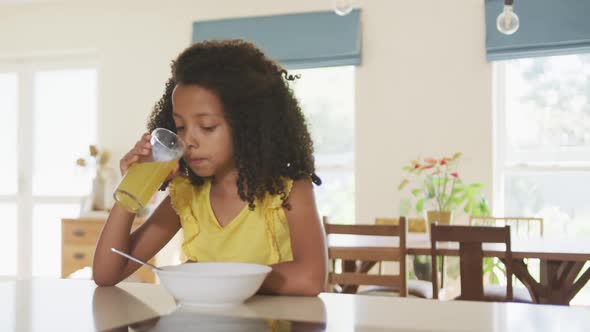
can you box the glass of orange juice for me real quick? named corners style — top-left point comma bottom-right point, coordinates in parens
top-left (113, 128), bottom-right (185, 213)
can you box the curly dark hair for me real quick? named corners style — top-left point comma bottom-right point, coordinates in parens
top-left (148, 39), bottom-right (321, 209)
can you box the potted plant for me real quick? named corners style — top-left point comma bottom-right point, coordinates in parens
top-left (398, 152), bottom-right (490, 225)
top-left (398, 153), bottom-right (491, 282)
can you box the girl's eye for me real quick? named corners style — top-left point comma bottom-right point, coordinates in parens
top-left (202, 126), bottom-right (217, 132)
top-left (175, 126), bottom-right (185, 132)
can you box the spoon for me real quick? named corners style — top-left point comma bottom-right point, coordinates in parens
top-left (111, 248), bottom-right (162, 271)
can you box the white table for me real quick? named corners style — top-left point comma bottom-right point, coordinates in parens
top-left (1, 278), bottom-right (589, 331)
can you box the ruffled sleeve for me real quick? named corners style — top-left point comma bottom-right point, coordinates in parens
top-left (169, 176), bottom-right (193, 219)
top-left (168, 176), bottom-right (200, 260)
top-left (262, 177), bottom-right (294, 264)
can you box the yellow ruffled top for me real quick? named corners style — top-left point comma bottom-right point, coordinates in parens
top-left (168, 176), bottom-right (294, 265)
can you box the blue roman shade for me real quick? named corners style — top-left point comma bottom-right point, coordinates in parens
top-left (485, 0), bottom-right (590, 61)
top-left (192, 10), bottom-right (362, 69)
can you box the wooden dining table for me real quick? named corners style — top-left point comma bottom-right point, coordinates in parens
top-left (2, 278), bottom-right (590, 331)
top-left (328, 233), bottom-right (590, 305)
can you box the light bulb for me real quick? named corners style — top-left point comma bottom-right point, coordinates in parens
top-left (496, 4), bottom-right (520, 35)
top-left (333, 0), bottom-right (353, 16)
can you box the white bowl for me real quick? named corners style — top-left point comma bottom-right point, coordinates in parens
top-left (155, 262), bottom-right (272, 307)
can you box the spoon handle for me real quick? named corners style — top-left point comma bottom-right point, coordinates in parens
top-left (111, 247), bottom-right (161, 271)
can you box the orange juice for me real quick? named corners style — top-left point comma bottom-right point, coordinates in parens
top-left (114, 160), bottom-right (177, 212)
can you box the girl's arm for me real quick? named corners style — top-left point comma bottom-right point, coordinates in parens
top-left (92, 197), bottom-right (181, 286)
top-left (93, 133), bottom-right (182, 286)
top-left (259, 179), bottom-right (328, 296)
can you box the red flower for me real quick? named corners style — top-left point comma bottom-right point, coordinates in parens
top-left (421, 164), bottom-right (434, 170)
top-left (451, 172), bottom-right (459, 178)
top-left (414, 163), bottom-right (420, 169)
top-left (440, 160), bottom-right (447, 166)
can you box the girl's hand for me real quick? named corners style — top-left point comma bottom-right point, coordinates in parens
top-left (119, 133), bottom-right (181, 180)
top-left (120, 133), bottom-right (152, 176)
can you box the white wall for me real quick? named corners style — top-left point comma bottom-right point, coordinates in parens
top-left (356, 0), bottom-right (493, 223)
top-left (0, 0), bottom-right (492, 225)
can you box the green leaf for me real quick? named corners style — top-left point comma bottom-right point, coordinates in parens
top-left (424, 179), bottom-right (435, 195)
top-left (431, 177), bottom-right (443, 187)
top-left (465, 183), bottom-right (484, 191)
top-left (470, 197), bottom-right (491, 217)
top-left (490, 272), bottom-right (499, 285)
top-left (483, 258), bottom-right (493, 274)
top-left (411, 188), bottom-right (422, 197)
top-left (451, 187), bottom-right (463, 195)
top-left (416, 199), bottom-right (425, 213)
top-left (398, 178), bottom-right (409, 190)
top-left (479, 198), bottom-right (491, 215)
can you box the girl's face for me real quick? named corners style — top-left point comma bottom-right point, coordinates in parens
top-left (172, 84), bottom-right (235, 178)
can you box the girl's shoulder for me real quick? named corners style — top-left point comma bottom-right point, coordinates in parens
top-left (262, 176), bottom-right (295, 210)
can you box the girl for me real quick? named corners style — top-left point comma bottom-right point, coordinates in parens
top-left (93, 40), bottom-right (327, 296)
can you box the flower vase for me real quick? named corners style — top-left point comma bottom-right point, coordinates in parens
top-left (426, 210), bottom-right (453, 229)
top-left (91, 173), bottom-right (106, 211)
top-left (91, 167), bottom-right (117, 211)
top-left (420, 210), bottom-right (453, 283)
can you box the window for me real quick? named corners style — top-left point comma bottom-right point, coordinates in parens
top-left (33, 68), bottom-right (97, 196)
top-left (495, 53), bottom-right (590, 237)
top-left (290, 66), bottom-right (355, 224)
top-left (0, 58), bottom-right (97, 277)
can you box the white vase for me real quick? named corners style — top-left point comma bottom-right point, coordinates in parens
top-left (91, 167), bottom-right (117, 211)
top-left (91, 175), bottom-right (106, 211)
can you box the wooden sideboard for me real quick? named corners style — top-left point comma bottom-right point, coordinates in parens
top-left (61, 217), bottom-right (155, 283)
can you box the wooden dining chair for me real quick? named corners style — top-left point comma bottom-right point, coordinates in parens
top-left (430, 223), bottom-right (515, 302)
top-left (375, 217), bottom-right (426, 275)
top-left (469, 217), bottom-right (539, 303)
top-left (373, 217), bottom-right (439, 299)
top-left (323, 216), bottom-right (407, 296)
top-left (469, 216), bottom-right (544, 238)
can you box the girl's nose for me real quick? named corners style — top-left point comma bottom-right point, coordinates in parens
top-left (180, 131), bottom-right (199, 150)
